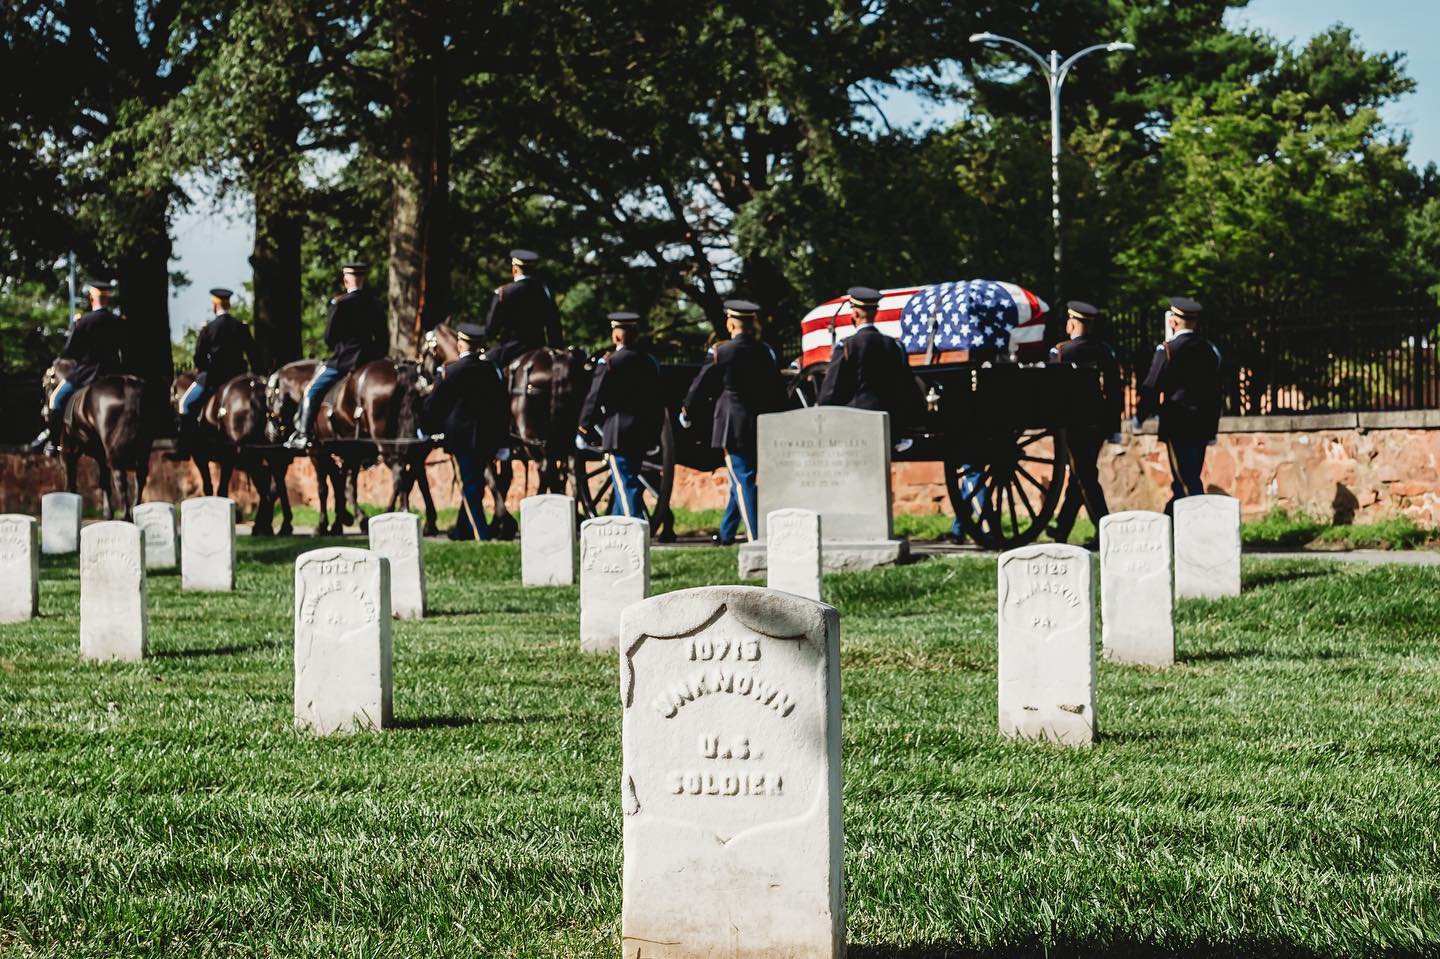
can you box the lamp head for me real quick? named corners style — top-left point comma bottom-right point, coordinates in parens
top-left (969, 32), bottom-right (997, 43)
top-left (1107, 42), bottom-right (1136, 52)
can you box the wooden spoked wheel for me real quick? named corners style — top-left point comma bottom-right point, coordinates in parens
top-left (571, 413), bottom-right (678, 540)
top-left (946, 426), bottom-right (1068, 550)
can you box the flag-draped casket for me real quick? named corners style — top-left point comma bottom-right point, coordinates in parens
top-left (798, 280), bottom-right (1049, 368)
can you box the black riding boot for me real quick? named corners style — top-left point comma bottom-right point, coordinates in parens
top-left (30, 409), bottom-right (63, 455)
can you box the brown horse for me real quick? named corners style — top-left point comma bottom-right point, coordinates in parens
top-left (171, 372), bottom-right (294, 536)
top-left (41, 360), bottom-right (151, 520)
top-left (267, 360), bottom-right (353, 534)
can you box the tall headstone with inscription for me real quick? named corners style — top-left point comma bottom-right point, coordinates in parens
top-left (294, 547), bottom-right (392, 734)
top-left (0, 514), bottom-right (40, 622)
top-left (368, 512), bottom-right (426, 619)
top-left (579, 515), bottom-right (649, 653)
top-left (133, 501), bottom-right (179, 570)
top-left (520, 494), bottom-right (575, 586)
top-left (740, 406), bottom-right (906, 577)
top-left (1099, 511), bottom-right (1174, 666)
top-left (619, 586), bottom-right (843, 958)
top-left (41, 491), bottom-right (82, 555)
top-left (79, 521), bottom-right (147, 662)
top-left (1173, 494), bottom-right (1242, 599)
top-left (766, 508), bottom-right (823, 602)
top-left (181, 496), bottom-right (236, 591)
top-left (996, 544), bottom-right (1096, 745)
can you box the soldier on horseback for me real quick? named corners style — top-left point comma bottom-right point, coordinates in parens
top-left (483, 248), bottom-right (563, 371)
top-left (283, 262), bottom-right (388, 450)
top-left (578, 311), bottom-right (663, 518)
top-left (31, 279), bottom-right (125, 455)
top-left (173, 287), bottom-right (258, 459)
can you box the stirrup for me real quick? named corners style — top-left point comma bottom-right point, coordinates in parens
top-left (283, 431), bottom-right (309, 451)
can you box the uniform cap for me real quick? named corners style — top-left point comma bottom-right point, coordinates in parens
top-left (510, 249), bottom-right (540, 266)
top-left (607, 311), bottom-right (640, 328)
top-left (209, 287), bottom-right (234, 300)
top-left (86, 279), bottom-right (115, 292)
top-left (1167, 296), bottom-right (1203, 318)
top-left (341, 263), bottom-right (367, 275)
top-left (847, 286), bottom-right (883, 307)
top-left (455, 322), bottom-right (485, 342)
top-left (1066, 300), bottom-right (1099, 321)
top-left (723, 299), bottom-right (760, 317)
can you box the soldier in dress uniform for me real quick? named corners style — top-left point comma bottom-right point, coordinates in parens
top-left (422, 323), bottom-right (507, 540)
top-left (1135, 296), bottom-right (1223, 514)
top-left (682, 299), bottom-right (787, 545)
top-left (1047, 301), bottom-right (1122, 547)
top-left (483, 248), bottom-right (563, 371)
top-left (284, 262), bottom-right (389, 450)
top-left (173, 287), bottom-right (259, 458)
top-left (32, 279), bottom-right (125, 454)
top-left (578, 311), bottom-right (663, 518)
top-left (817, 286), bottom-right (922, 427)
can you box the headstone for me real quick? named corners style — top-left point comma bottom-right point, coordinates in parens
top-left (294, 547), bottom-right (392, 734)
top-left (1099, 511), bottom-right (1174, 666)
top-left (766, 508), bottom-right (823, 601)
top-left (0, 514), bottom-right (40, 622)
top-left (520, 494), bottom-right (575, 586)
top-left (579, 515), bottom-right (649, 653)
top-left (79, 521), bottom-right (146, 662)
top-left (133, 501), bottom-right (179, 570)
top-left (741, 406), bottom-right (907, 576)
top-left (620, 586), bottom-right (843, 958)
top-left (1173, 494), bottom-right (1242, 599)
top-left (181, 496), bottom-right (236, 591)
top-left (368, 512), bottom-right (426, 619)
top-left (996, 544), bottom-right (1096, 745)
top-left (40, 491), bottom-right (82, 555)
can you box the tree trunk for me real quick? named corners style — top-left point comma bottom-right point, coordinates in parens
top-left (250, 171), bottom-right (302, 369)
top-left (114, 190), bottom-right (174, 435)
top-left (387, 13), bottom-right (451, 358)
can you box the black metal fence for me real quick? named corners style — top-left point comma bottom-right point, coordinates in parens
top-left (1105, 294), bottom-right (1440, 418)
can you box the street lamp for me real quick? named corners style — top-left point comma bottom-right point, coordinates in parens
top-left (969, 32), bottom-right (1135, 309)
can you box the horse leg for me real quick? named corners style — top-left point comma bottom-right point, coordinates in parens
top-left (250, 459), bottom-right (275, 536)
top-left (218, 457), bottom-right (234, 499)
top-left (195, 453), bottom-right (214, 497)
top-left (384, 458), bottom-right (404, 515)
top-left (98, 462), bottom-right (115, 519)
top-left (487, 459), bottom-right (517, 540)
top-left (272, 456), bottom-right (294, 536)
top-left (65, 452), bottom-right (80, 494)
top-left (333, 458), bottom-right (355, 528)
top-left (415, 458), bottom-right (440, 536)
top-left (349, 461), bottom-right (367, 533)
top-left (311, 453), bottom-right (332, 535)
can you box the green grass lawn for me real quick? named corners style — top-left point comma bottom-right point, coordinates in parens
top-left (2, 542), bottom-right (1438, 957)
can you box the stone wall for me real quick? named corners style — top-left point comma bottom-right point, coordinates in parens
top-left (3, 411), bottom-right (1437, 525)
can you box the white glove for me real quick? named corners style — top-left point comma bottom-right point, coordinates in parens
top-left (678, 411), bottom-right (692, 429)
top-left (574, 433), bottom-right (587, 451)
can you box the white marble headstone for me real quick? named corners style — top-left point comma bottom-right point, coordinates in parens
top-left (996, 544), bottom-right (1096, 745)
top-left (579, 515), bottom-right (649, 653)
top-left (80, 521), bottom-right (146, 662)
top-left (368, 512), bottom-right (426, 619)
top-left (294, 547), bottom-right (392, 734)
top-left (1173, 495), bottom-right (1242, 599)
top-left (41, 491), bottom-right (82, 555)
top-left (0, 514), bottom-right (40, 622)
top-left (133, 501), bottom-right (179, 570)
top-left (1099, 511), bottom-right (1174, 666)
top-left (181, 496), bottom-right (236, 591)
top-left (757, 406), bottom-right (892, 541)
top-left (520, 494), bottom-right (575, 586)
top-left (620, 586), bottom-right (843, 958)
top-left (766, 508), bottom-right (823, 601)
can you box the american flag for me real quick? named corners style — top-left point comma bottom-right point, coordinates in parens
top-left (799, 280), bottom-right (1049, 368)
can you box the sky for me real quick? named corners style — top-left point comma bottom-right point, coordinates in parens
top-left (164, 0), bottom-right (1440, 342)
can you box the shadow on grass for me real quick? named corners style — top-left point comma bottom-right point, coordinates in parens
top-left (392, 716), bottom-right (477, 730)
top-left (1244, 566), bottom-right (1338, 589)
top-left (152, 643), bottom-right (258, 659)
top-left (848, 942), bottom-right (1422, 958)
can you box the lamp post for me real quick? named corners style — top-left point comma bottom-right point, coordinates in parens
top-left (968, 32), bottom-right (1134, 309)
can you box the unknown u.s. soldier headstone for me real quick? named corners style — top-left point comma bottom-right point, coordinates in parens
top-left (579, 515), bottom-right (649, 653)
top-left (1173, 494), bottom-right (1242, 599)
top-left (766, 507), bottom-right (823, 602)
top-left (181, 496), bottom-right (236, 591)
top-left (996, 543), bottom-right (1096, 745)
top-left (133, 501), bottom-right (179, 570)
top-left (520, 494), bottom-right (575, 586)
top-left (294, 547), bottom-right (392, 734)
top-left (1099, 511), bottom-right (1174, 666)
top-left (41, 491), bottom-right (82, 555)
top-left (368, 512), bottom-right (426, 619)
top-left (0, 514), bottom-right (40, 622)
top-left (619, 586), bottom-right (844, 958)
top-left (80, 521), bottom-right (146, 662)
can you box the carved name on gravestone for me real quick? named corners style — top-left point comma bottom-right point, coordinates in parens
top-left (80, 521), bottom-right (146, 662)
top-left (294, 547), bottom-right (392, 734)
top-left (521, 494), bottom-right (575, 586)
top-left (1173, 494), bottom-right (1242, 599)
top-left (579, 515), bottom-right (648, 654)
top-left (0, 514), bottom-right (40, 622)
top-left (41, 491), bottom-right (82, 555)
top-left (997, 544), bottom-right (1096, 745)
top-left (133, 502), bottom-right (179, 570)
top-left (620, 586), bottom-right (843, 959)
top-left (766, 508), bottom-right (823, 602)
top-left (181, 497), bottom-right (236, 591)
top-left (368, 512), bottom-right (426, 619)
top-left (1100, 511), bottom-right (1174, 666)
top-left (742, 406), bottom-right (906, 577)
